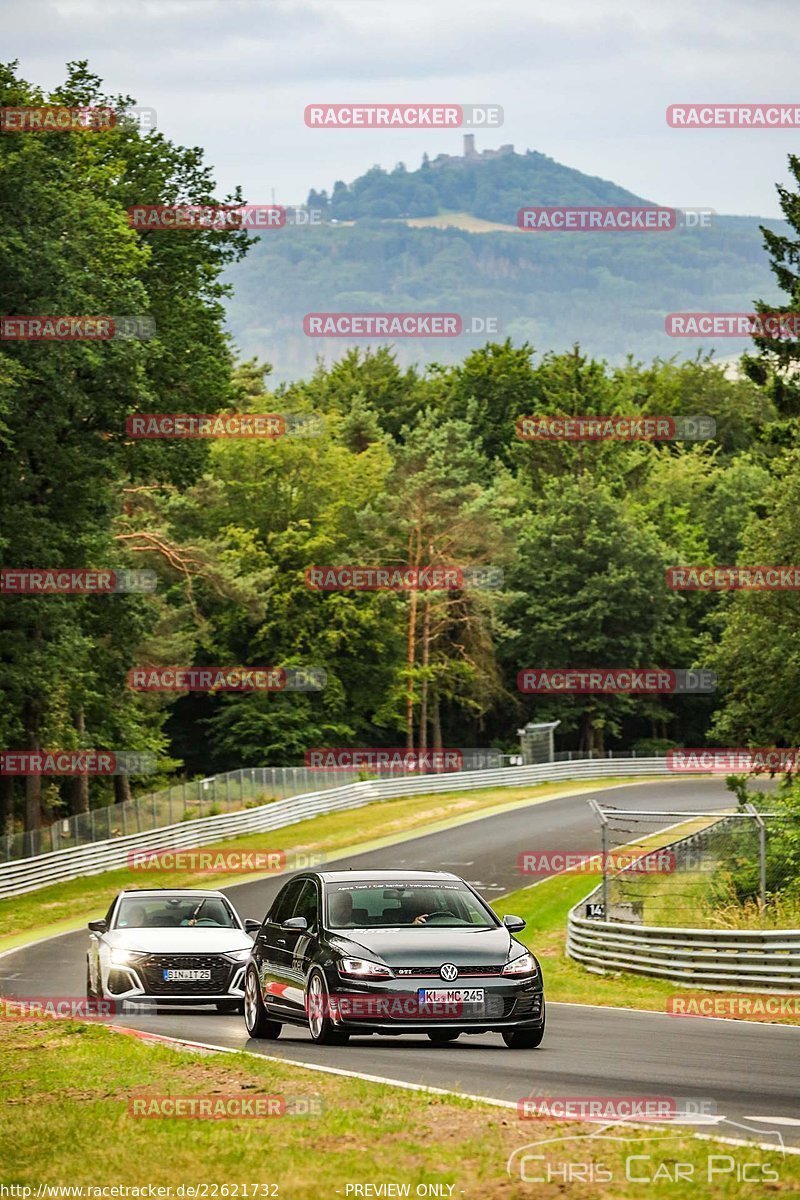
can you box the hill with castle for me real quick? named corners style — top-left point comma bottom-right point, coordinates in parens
top-left (307, 136), bottom-right (647, 223)
top-left (224, 138), bottom-right (787, 382)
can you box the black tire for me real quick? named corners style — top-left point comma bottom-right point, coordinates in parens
top-left (427, 1030), bottom-right (460, 1044)
top-left (243, 967), bottom-right (282, 1039)
top-left (305, 969), bottom-right (350, 1045)
top-left (85, 961), bottom-right (98, 1001)
top-left (502, 1024), bottom-right (545, 1049)
top-left (216, 1000), bottom-right (243, 1015)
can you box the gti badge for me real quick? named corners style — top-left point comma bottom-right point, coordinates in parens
top-left (440, 962), bottom-right (459, 982)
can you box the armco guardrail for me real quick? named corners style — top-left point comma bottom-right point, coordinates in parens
top-left (567, 821), bottom-right (800, 993)
top-left (1, 748), bottom-right (635, 863)
top-left (0, 757), bottom-right (671, 899)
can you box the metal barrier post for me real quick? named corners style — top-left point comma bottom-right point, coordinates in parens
top-left (745, 804), bottom-right (767, 913)
top-left (588, 798), bottom-right (609, 917)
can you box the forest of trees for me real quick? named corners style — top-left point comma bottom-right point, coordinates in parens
top-left (226, 209), bottom-right (786, 382)
top-left (1, 62), bottom-right (799, 841)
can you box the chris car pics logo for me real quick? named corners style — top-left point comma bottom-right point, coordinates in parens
top-left (507, 1119), bottom-right (784, 1186)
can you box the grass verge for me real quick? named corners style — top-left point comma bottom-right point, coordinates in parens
top-left (494, 844), bottom-right (800, 1026)
top-left (0, 776), bottom-right (639, 950)
top-left (1, 1018), bottom-right (795, 1197)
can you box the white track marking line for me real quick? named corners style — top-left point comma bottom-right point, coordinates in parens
top-left (112, 1026), bottom-right (519, 1109)
top-left (111, 1025), bottom-right (800, 1155)
top-left (550, 1000), bottom-right (800, 1030)
top-left (694, 1132), bottom-right (797, 1154)
top-left (744, 1116), bottom-right (800, 1126)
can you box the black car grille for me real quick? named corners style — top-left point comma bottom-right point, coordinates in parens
top-left (394, 965), bottom-right (505, 978)
top-left (138, 954), bottom-right (233, 996)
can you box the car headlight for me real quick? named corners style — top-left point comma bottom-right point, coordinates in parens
top-left (502, 951), bottom-right (539, 977)
top-left (226, 948), bottom-right (252, 962)
top-left (110, 950), bottom-right (146, 968)
top-left (337, 957), bottom-right (394, 979)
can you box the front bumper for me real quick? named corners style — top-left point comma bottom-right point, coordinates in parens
top-left (323, 971), bottom-right (544, 1033)
top-left (105, 955), bottom-right (247, 1005)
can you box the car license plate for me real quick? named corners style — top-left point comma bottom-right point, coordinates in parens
top-left (163, 969), bottom-right (212, 982)
top-left (418, 988), bottom-right (485, 1004)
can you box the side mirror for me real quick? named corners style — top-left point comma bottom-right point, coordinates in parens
top-left (282, 916), bottom-right (309, 931)
top-left (244, 919), bottom-right (262, 935)
top-left (88, 919), bottom-right (108, 934)
top-left (503, 914), bottom-right (526, 933)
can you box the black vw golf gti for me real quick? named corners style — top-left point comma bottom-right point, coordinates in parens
top-left (243, 869), bottom-right (545, 1047)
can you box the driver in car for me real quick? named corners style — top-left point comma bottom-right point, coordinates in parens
top-left (404, 890), bottom-right (435, 925)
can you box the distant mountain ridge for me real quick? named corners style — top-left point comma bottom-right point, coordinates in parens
top-left (225, 139), bottom-right (786, 383)
top-left (307, 135), bottom-right (650, 224)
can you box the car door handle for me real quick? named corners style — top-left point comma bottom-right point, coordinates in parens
top-left (276, 938), bottom-right (286, 945)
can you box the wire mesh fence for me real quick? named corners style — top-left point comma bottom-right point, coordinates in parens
top-left (1, 749), bottom-right (653, 863)
top-left (0, 753), bottom-right (510, 862)
top-left (587, 803), bottom-right (794, 929)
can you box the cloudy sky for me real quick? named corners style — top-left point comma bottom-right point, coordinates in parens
top-left (6, 0), bottom-right (800, 216)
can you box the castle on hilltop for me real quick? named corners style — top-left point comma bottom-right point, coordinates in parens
top-left (430, 134), bottom-right (515, 167)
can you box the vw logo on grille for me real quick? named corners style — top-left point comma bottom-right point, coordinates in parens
top-left (440, 962), bottom-right (459, 982)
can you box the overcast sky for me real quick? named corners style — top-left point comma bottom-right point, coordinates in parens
top-left (6, 0), bottom-right (800, 216)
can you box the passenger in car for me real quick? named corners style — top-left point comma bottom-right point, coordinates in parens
top-left (329, 891), bottom-right (354, 927)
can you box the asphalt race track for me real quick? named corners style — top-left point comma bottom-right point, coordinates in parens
top-left (3, 777), bottom-right (799, 1151)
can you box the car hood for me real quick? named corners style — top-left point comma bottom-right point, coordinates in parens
top-left (105, 928), bottom-right (252, 955)
top-left (329, 924), bottom-right (514, 967)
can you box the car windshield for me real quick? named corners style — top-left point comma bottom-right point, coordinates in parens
top-left (115, 896), bottom-right (237, 929)
top-left (325, 881), bottom-right (497, 929)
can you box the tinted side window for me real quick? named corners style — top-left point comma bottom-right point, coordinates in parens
top-left (292, 880), bottom-right (319, 931)
top-left (270, 879), bottom-right (304, 924)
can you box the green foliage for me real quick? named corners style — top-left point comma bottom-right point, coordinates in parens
top-left (2, 59), bottom-right (797, 916)
top-left (316, 148), bottom-right (647, 223)
top-left (226, 213), bottom-right (787, 385)
top-left (0, 59), bottom-right (246, 826)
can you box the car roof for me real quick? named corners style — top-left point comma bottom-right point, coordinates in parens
top-left (117, 888), bottom-right (228, 897)
top-left (317, 869), bottom-right (462, 883)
